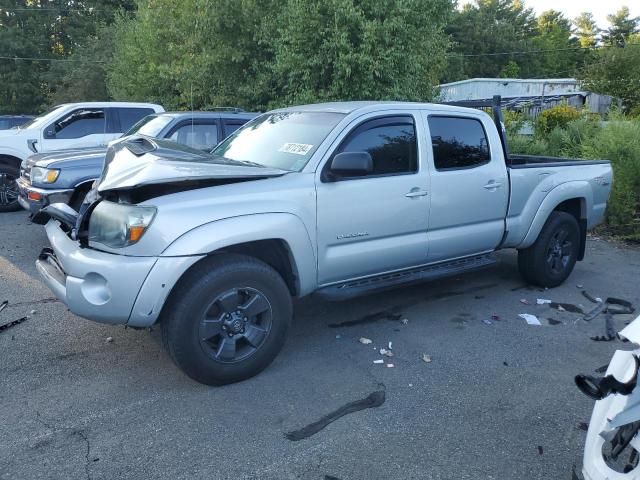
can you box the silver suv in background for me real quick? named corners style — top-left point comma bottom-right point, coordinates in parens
top-left (17, 110), bottom-right (257, 219)
top-left (37, 100), bottom-right (612, 385)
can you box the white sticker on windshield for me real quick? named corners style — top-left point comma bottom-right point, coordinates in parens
top-left (279, 143), bottom-right (313, 155)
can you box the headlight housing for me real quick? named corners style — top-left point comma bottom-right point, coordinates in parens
top-left (31, 166), bottom-right (60, 184)
top-left (88, 201), bottom-right (156, 248)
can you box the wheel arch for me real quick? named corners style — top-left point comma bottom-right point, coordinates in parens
top-left (519, 182), bottom-right (591, 254)
top-left (0, 154), bottom-right (23, 170)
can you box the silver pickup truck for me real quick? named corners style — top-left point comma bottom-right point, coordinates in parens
top-left (36, 100), bottom-right (613, 385)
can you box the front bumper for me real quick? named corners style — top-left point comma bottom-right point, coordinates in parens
top-left (17, 177), bottom-right (73, 214)
top-left (36, 220), bottom-right (202, 326)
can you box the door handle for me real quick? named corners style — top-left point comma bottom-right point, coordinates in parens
top-left (483, 181), bottom-right (502, 190)
top-left (405, 188), bottom-right (428, 198)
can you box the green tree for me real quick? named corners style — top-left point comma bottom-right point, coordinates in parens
top-left (602, 6), bottom-right (639, 47)
top-left (108, 0), bottom-right (454, 110)
top-left (444, 0), bottom-right (538, 81)
top-left (0, 1), bottom-right (57, 113)
top-left (574, 12), bottom-right (600, 48)
top-left (266, 0), bottom-right (453, 106)
top-left (0, 0), bottom-right (134, 114)
top-left (581, 34), bottom-right (640, 111)
top-left (531, 10), bottom-right (580, 77)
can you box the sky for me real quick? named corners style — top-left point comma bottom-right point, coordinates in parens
top-left (459, 0), bottom-right (640, 28)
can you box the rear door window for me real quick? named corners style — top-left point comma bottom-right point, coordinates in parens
top-left (428, 116), bottom-right (490, 170)
top-left (223, 121), bottom-right (247, 137)
top-left (117, 108), bottom-right (156, 132)
top-left (168, 122), bottom-right (219, 150)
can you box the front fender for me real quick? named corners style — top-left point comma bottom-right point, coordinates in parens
top-left (0, 147), bottom-right (27, 164)
top-left (161, 213), bottom-right (317, 296)
top-left (518, 182), bottom-right (592, 249)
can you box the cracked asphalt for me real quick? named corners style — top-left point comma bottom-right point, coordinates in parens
top-left (1, 210), bottom-right (639, 480)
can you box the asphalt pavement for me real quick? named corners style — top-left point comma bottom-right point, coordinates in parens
top-left (1, 210), bottom-right (639, 480)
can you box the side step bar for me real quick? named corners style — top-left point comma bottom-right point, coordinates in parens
top-left (315, 253), bottom-right (497, 301)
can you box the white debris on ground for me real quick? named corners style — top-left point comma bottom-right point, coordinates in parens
top-left (359, 337), bottom-right (372, 345)
top-left (105, 336), bottom-right (114, 343)
top-left (518, 314), bottom-right (541, 326)
top-left (379, 348), bottom-right (394, 357)
top-left (536, 299), bottom-right (552, 305)
top-left (422, 354), bottom-right (432, 363)
top-left (373, 359), bottom-right (384, 364)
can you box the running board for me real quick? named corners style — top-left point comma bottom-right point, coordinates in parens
top-left (316, 254), bottom-right (497, 301)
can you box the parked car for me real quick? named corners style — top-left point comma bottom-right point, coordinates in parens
top-left (17, 110), bottom-right (257, 219)
top-left (0, 115), bottom-right (34, 130)
top-left (0, 102), bottom-right (164, 212)
top-left (575, 313), bottom-right (640, 479)
top-left (37, 100), bottom-right (612, 385)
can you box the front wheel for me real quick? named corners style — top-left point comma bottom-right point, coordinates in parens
top-left (161, 254), bottom-right (292, 385)
top-left (0, 164), bottom-right (21, 212)
top-left (518, 211), bottom-right (580, 288)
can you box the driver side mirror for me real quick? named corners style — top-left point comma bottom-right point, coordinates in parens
top-left (44, 128), bottom-right (56, 139)
top-left (328, 151), bottom-right (373, 180)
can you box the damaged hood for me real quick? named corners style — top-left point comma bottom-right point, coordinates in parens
top-left (97, 136), bottom-right (288, 192)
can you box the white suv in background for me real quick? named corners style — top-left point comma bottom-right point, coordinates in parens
top-left (0, 102), bottom-right (164, 211)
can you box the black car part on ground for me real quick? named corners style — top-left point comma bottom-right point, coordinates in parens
top-left (575, 356), bottom-right (640, 400)
top-left (0, 316), bottom-right (28, 333)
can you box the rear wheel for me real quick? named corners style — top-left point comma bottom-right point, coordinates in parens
top-left (0, 164), bottom-right (20, 212)
top-left (518, 211), bottom-right (580, 288)
top-left (161, 254), bottom-right (292, 385)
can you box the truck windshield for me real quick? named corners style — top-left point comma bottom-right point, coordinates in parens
top-left (124, 115), bottom-right (173, 137)
top-left (211, 111), bottom-right (346, 171)
top-left (17, 105), bottom-right (66, 130)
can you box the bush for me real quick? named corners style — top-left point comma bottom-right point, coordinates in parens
top-left (509, 113), bottom-right (640, 240)
top-left (535, 104), bottom-right (581, 135)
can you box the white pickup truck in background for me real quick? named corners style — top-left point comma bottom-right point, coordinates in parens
top-left (0, 102), bottom-right (164, 212)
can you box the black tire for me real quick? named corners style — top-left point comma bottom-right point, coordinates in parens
top-left (518, 211), bottom-right (580, 288)
top-left (161, 253), bottom-right (292, 385)
top-left (0, 164), bottom-right (21, 212)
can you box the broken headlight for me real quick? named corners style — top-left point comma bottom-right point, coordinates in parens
top-left (88, 201), bottom-right (156, 248)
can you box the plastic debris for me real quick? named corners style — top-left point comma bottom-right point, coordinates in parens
top-left (401, 318), bottom-right (409, 325)
top-left (105, 337), bottom-right (114, 343)
top-left (519, 313), bottom-right (541, 326)
top-left (482, 319), bottom-right (493, 326)
top-left (409, 383), bottom-right (413, 387)
top-left (359, 337), bottom-right (372, 345)
top-left (422, 354), bottom-right (432, 363)
top-left (577, 284), bottom-right (584, 289)
top-left (373, 359), bottom-right (384, 364)
top-left (29, 309), bottom-right (37, 315)
top-left (386, 364), bottom-right (394, 368)
top-left (520, 299), bottom-right (531, 305)
top-left (0, 300), bottom-right (7, 315)
top-left (536, 299), bottom-right (552, 305)
top-left (379, 348), bottom-right (394, 357)
top-left (335, 334), bottom-right (341, 339)
top-left (388, 341), bottom-right (392, 350)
